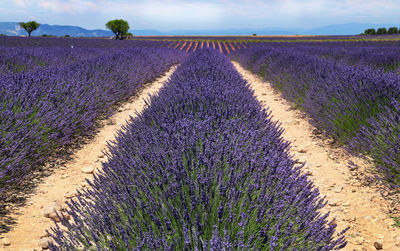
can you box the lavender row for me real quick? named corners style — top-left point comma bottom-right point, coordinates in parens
top-left (0, 47), bottom-right (185, 195)
top-left (231, 46), bottom-right (400, 185)
top-left (0, 46), bottom-right (104, 74)
top-left (262, 44), bottom-right (400, 73)
top-left (0, 36), bottom-right (175, 49)
top-left (49, 48), bottom-right (347, 250)
top-left (133, 34), bottom-right (400, 41)
top-left (307, 45), bottom-right (400, 72)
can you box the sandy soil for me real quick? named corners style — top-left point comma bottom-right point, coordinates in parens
top-left (233, 62), bottom-right (400, 251)
top-left (0, 65), bottom-right (177, 251)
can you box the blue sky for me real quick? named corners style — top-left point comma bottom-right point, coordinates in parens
top-left (1, 0), bottom-right (400, 30)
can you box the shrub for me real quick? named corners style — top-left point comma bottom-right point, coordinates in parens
top-left (49, 49), bottom-right (347, 250)
top-left (231, 45), bottom-right (400, 186)
top-left (388, 27), bottom-right (398, 34)
top-left (352, 99), bottom-right (400, 185)
top-left (364, 28), bottom-right (376, 35)
top-left (0, 46), bottom-right (185, 196)
top-left (376, 28), bottom-right (387, 35)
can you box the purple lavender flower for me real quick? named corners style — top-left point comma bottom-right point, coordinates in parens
top-left (48, 48), bottom-right (346, 250)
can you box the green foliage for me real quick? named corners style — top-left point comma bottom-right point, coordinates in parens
top-left (391, 216), bottom-right (400, 228)
top-left (19, 21), bottom-right (40, 37)
top-left (64, 34), bottom-right (70, 37)
top-left (121, 32), bottom-right (133, 39)
top-left (252, 34), bottom-right (257, 36)
top-left (388, 27), bottom-right (399, 34)
top-left (365, 27), bottom-right (400, 35)
top-left (376, 27), bottom-right (387, 35)
top-left (364, 28), bottom-right (376, 35)
top-left (331, 98), bottom-right (385, 144)
top-left (106, 19), bottom-right (130, 40)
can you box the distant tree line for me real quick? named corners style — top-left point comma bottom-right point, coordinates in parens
top-left (41, 34), bottom-right (71, 38)
top-left (364, 27), bottom-right (400, 35)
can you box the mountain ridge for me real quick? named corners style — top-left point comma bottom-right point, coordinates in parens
top-left (0, 22), bottom-right (398, 36)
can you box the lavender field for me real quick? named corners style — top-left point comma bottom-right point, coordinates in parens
top-left (0, 38), bottom-right (185, 195)
top-left (231, 42), bottom-right (400, 186)
top-left (1, 36), bottom-right (400, 249)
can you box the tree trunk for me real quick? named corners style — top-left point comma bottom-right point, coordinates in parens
top-left (28, 32), bottom-right (31, 37)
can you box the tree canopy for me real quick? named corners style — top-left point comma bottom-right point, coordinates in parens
top-left (364, 28), bottom-right (376, 35)
top-left (388, 27), bottom-right (399, 34)
top-left (376, 27), bottom-right (387, 35)
top-left (19, 21), bottom-right (40, 37)
top-left (364, 27), bottom-right (400, 35)
top-left (106, 19), bottom-right (130, 40)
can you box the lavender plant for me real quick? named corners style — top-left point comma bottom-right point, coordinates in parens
top-left (276, 45), bottom-right (400, 73)
top-left (49, 49), bottom-right (347, 250)
top-left (351, 99), bottom-right (400, 185)
top-left (231, 45), bottom-right (400, 186)
top-left (0, 45), bottom-right (185, 196)
top-left (0, 36), bottom-right (176, 49)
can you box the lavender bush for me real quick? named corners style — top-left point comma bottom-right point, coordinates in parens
top-left (231, 45), bottom-right (400, 186)
top-left (0, 45), bottom-right (185, 195)
top-left (269, 45), bottom-right (400, 73)
top-left (0, 46), bottom-right (101, 74)
top-left (49, 49), bottom-right (347, 250)
top-left (351, 99), bottom-right (400, 185)
top-left (0, 36), bottom-right (175, 49)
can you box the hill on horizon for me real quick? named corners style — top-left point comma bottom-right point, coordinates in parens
top-left (0, 22), bottom-right (398, 37)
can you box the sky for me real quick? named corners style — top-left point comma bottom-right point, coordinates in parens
top-left (1, 0), bottom-right (400, 31)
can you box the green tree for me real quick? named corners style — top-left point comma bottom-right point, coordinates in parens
top-left (364, 28), bottom-right (376, 35)
top-left (376, 27), bottom-right (387, 35)
top-left (19, 21), bottom-right (40, 37)
top-left (106, 19), bottom-right (130, 40)
top-left (388, 27), bottom-right (398, 34)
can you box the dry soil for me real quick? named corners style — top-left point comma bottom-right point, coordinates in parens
top-left (233, 61), bottom-right (400, 251)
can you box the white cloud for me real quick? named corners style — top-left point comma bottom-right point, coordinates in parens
top-left (14, 0), bottom-right (31, 7)
top-left (206, 0), bottom-right (400, 28)
top-left (46, 0), bottom-right (100, 13)
top-left (95, 0), bottom-right (224, 29)
top-left (2, 0), bottom-right (400, 29)
top-left (7, 0), bottom-right (99, 13)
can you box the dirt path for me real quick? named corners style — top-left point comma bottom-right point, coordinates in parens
top-left (0, 66), bottom-right (177, 250)
top-left (233, 62), bottom-right (400, 251)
